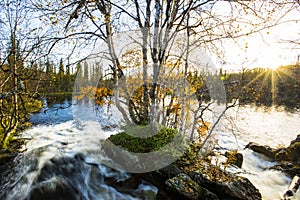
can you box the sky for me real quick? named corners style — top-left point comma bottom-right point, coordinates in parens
top-left (36, 1), bottom-right (300, 73)
top-left (1, 1), bottom-right (297, 73)
top-left (211, 1), bottom-right (300, 71)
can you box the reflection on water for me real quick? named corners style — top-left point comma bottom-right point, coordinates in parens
top-left (30, 94), bottom-right (74, 125)
top-left (30, 99), bottom-right (73, 125)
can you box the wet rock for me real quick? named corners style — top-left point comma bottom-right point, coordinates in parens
top-left (290, 134), bottom-right (300, 145)
top-left (135, 159), bottom-right (261, 200)
top-left (28, 153), bottom-right (95, 200)
top-left (188, 171), bottom-right (262, 200)
top-left (245, 142), bottom-right (276, 160)
top-left (136, 164), bottom-right (181, 187)
top-left (105, 176), bottom-right (142, 191)
top-left (225, 150), bottom-right (243, 168)
top-left (234, 153), bottom-right (243, 168)
top-left (159, 164), bottom-right (182, 179)
top-left (28, 178), bottom-right (80, 200)
top-left (0, 151), bottom-right (18, 167)
top-left (287, 141), bottom-right (300, 163)
top-left (163, 173), bottom-right (219, 200)
top-left (270, 162), bottom-right (300, 177)
top-left (275, 148), bottom-right (288, 161)
top-left (282, 175), bottom-right (300, 200)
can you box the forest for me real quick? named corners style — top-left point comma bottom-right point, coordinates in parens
top-left (1, 49), bottom-right (299, 147)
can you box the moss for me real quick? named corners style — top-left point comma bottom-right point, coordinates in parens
top-left (175, 142), bottom-right (202, 167)
top-left (287, 142), bottom-right (300, 162)
top-left (166, 173), bottom-right (205, 199)
top-left (107, 126), bottom-right (180, 153)
top-left (289, 141), bottom-right (300, 149)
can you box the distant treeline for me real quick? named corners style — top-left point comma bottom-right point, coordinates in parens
top-left (35, 59), bottom-right (104, 95)
top-left (43, 62), bottom-right (300, 109)
top-left (223, 65), bottom-right (300, 109)
top-left (29, 60), bottom-right (300, 109)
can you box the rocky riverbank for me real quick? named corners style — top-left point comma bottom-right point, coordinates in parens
top-left (245, 134), bottom-right (300, 199)
top-left (245, 134), bottom-right (300, 178)
top-left (104, 131), bottom-right (262, 200)
top-left (105, 161), bottom-right (262, 200)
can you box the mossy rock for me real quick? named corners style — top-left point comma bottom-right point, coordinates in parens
top-left (287, 142), bottom-right (300, 163)
top-left (175, 142), bottom-right (203, 168)
top-left (165, 173), bottom-right (219, 200)
top-left (102, 126), bottom-right (188, 172)
top-left (275, 148), bottom-right (289, 161)
top-left (106, 126), bottom-right (181, 153)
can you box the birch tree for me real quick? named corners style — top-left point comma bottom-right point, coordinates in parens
top-left (31, 0), bottom-right (299, 155)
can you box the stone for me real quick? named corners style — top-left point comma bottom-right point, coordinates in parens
top-left (282, 175), bottom-right (300, 200)
top-left (189, 171), bottom-right (262, 200)
top-left (28, 178), bottom-right (80, 200)
top-left (105, 176), bottom-right (142, 191)
top-left (245, 142), bottom-right (276, 160)
top-left (287, 141), bottom-right (300, 163)
top-left (159, 164), bottom-right (182, 179)
top-left (225, 150), bottom-right (243, 168)
top-left (248, 135), bottom-right (300, 178)
top-left (235, 153), bottom-right (243, 168)
top-left (275, 148), bottom-right (289, 161)
top-left (290, 134), bottom-right (300, 145)
top-left (163, 173), bottom-right (219, 200)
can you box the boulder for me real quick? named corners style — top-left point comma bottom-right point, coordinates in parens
top-left (105, 176), bottom-right (142, 190)
top-left (28, 178), bottom-right (80, 200)
top-left (235, 153), bottom-right (244, 168)
top-left (270, 162), bottom-right (300, 177)
top-left (225, 150), bottom-right (243, 168)
top-left (188, 171), bottom-right (262, 200)
top-left (122, 160), bottom-right (263, 200)
top-left (132, 164), bottom-right (182, 190)
top-left (282, 175), bottom-right (300, 200)
top-left (287, 141), bottom-right (300, 163)
top-left (245, 142), bottom-right (276, 160)
top-left (290, 134), bottom-right (300, 145)
top-left (247, 135), bottom-right (300, 179)
top-left (162, 173), bottom-right (219, 200)
top-left (275, 148), bottom-right (289, 161)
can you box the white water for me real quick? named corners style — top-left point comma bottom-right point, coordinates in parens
top-left (217, 106), bottom-right (300, 200)
top-left (3, 119), bottom-right (157, 200)
top-left (0, 101), bottom-right (157, 200)
top-left (2, 102), bottom-right (300, 199)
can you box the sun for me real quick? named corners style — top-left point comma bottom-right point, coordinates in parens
top-left (259, 46), bottom-right (282, 70)
top-left (267, 63), bottom-right (280, 70)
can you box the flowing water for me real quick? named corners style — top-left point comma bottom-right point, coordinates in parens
top-left (0, 100), bottom-right (300, 200)
top-left (0, 100), bottom-right (157, 200)
top-left (218, 106), bottom-right (300, 200)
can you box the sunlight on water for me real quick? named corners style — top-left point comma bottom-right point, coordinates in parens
top-left (224, 105), bottom-right (300, 147)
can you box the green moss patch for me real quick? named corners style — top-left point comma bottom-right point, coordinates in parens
top-left (107, 126), bottom-right (179, 153)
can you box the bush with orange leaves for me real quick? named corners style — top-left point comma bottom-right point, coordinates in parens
top-left (74, 86), bottom-right (113, 106)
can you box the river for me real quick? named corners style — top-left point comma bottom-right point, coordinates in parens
top-left (218, 106), bottom-right (300, 200)
top-left (1, 99), bottom-right (300, 200)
